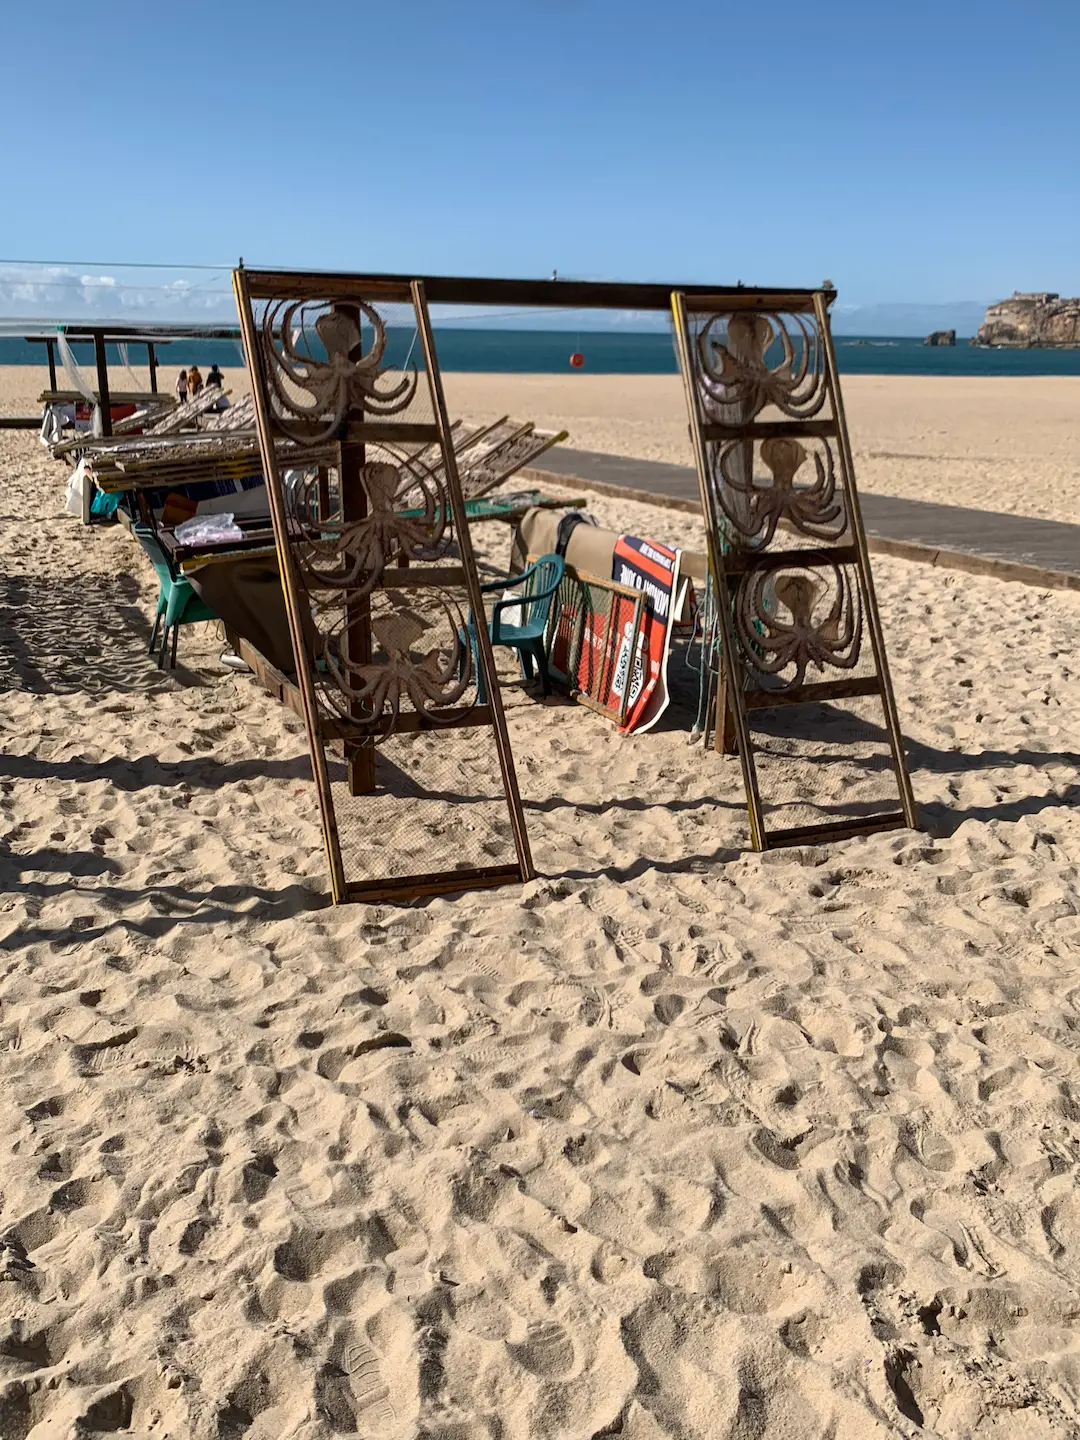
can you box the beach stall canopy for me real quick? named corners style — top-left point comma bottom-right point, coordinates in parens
top-left (0, 320), bottom-right (243, 433)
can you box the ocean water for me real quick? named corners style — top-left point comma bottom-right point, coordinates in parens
top-left (4, 330), bottom-right (1080, 377)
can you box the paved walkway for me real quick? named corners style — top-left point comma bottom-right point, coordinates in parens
top-left (531, 446), bottom-right (1080, 589)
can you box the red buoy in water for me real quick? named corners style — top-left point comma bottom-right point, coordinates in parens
top-left (569, 351), bottom-right (585, 369)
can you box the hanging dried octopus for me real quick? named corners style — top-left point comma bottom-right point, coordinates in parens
top-left (712, 436), bottom-right (847, 549)
top-left (696, 311), bottom-right (827, 423)
top-left (736, 564), bottom-right (862, 690)
top-left (286, 455), bottom-right (449, 597)
top-left (314, 592), bottom-right (472, 732)
top-left (260, 298), bottom-right (418, 442)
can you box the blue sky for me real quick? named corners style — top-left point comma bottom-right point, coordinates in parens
top-left (2, 0), bottom-right (1077, 317)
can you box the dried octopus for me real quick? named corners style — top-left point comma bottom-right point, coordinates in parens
top-left (260, 298), bottom-right (418, 442)
top-left (713, 436), bottom-right (847, 549)
top-left (287, 457), bottom-right (448, 596)
top-left (736, 564), bottom-right (862, 689)
top-left (697, 311), bottom-right (826, 422)
top-left (315, 594), bottom-right (472, 731)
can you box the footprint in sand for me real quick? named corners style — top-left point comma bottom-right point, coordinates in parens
top-left (317, 1033), bottom-right (412, 1081)
top-left (76, 1386), bottom-right (134, 1434)
top-left (48, 1176), bottom-right (103, 1213)
top-left (343, 1340), bottom-right (397, 1430)
top-left (449, 1287), bottom-right (515, 1342)
top-left (241, 1153), bottom-right (279, 1203)
top-left (176, 1208), bottom-right (214, 1256)
top-left (646, 1241), bottom-right (814, 1316)
top-left (652, 993), bottom-right (687, 1025)
top-left (752, 1125), bottom-right (809, 1171)
top-left (589, 1243), bottom-right (635, 1286)
top-left (507, 1319), bottom-right (577, 1378)
top-left (0, 1318), bottom-right (53, 1372)
top-left (898, 1119), bottom-right (956, 1173)
top-left (934, 1283), bottom-right (1080, 1361)
top-left (67, 1026), bottom-right (140, 1078)
top-left (24, 1095), bottom-right (65, 1123)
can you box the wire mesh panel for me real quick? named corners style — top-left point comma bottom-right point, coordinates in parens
top-left (672, 289), bottom-right (918, 850)
top-left (233, 269), bottom-right (532, 903)
top-left (748, 692), bottom-right (904, 842)
top-left (546, 565), bottom-right (644, 726)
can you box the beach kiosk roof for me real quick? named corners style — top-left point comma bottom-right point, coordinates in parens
top-left (0, 319), bottom-right (243, 434)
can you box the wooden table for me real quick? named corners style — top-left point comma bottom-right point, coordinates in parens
top-left (158, 491), bottom-right (587, 574)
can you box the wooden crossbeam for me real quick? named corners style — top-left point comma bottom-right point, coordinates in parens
top-left (743, 676), bottom-right (881, 710)
top-left (766, 813), bottom-right (908, 849)
top-left (343, 863), bottom-right (524, 905)
top-left (701, 419), bottom-right (838, 442)
top-left (723, 544), bottom-right (861, 576)
top-left (236, 267), bottom-right (830, 312)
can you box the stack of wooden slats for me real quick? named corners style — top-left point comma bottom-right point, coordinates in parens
top-left (112, 399), bottom-right (175, 435)
top-left (85, 433), bottom-right (334, 493)
top-left (203, 394), bottom-right (256, 431)
top-left (457, 421), bottom-right (569, 499)
top-left (394, 417), bottom-right (569, 508)
top-left (143, 388), bottom-right (232, 435)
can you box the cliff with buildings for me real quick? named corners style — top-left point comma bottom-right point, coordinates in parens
top-left (976, 292), bottom-right (1080, 348)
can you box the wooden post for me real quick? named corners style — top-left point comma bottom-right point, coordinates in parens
top-left (336, 304), bottom-right (376, 796)
top-left (341, 438), bottom-right (376, 796)
top-left (46, 339), bottom-right (57, 393)
top-left (147, 343), bottom-right (158, 393)
top-left (93, 331), bottom-right (113, 437)
top-left (714, 680), bottom-right (738, 755)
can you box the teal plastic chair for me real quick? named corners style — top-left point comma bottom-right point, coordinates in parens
top-left (466, 553), bottom-right (565, 702)
top-left (134, 523), bottom-right (218, 669)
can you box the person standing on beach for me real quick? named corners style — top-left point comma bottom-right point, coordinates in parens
top-left (188, 364), bottom-right (204, 398)
top-left (175, 369), bottom-right (188, 403)
top-left (205, 363), bottom-right (229, 412)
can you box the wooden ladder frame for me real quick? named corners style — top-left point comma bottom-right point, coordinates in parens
top-left (671, 288), bottom-right (918, 850)
top-left (234, 269), bottom-right (533, 903)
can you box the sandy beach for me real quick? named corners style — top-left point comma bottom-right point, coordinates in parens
top-left (2, 372), bottom-right (1080, 1437)
top-left (4, 364), bottom-right (1080, 523)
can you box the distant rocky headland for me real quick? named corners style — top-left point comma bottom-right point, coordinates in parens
top-left (924, 329), bottom-right (956, 347)
top-left (976, 292), bottom-right (1080, 348)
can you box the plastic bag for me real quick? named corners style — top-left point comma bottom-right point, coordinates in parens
top-left (174, 512), bottom-right (244, 545)
top-left (64, 458), bottom-right (87, 517)
top-left (499, 589), bottom-right (524, 628)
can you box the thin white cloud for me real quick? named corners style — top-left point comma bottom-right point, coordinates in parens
top-left (0, 264), bottom-right (238, 322)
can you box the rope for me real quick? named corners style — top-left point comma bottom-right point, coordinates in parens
top-left (687, 573), bottom-right (721, 742)
top-left (116, 342), bottom-right (143, 390)
top-left (0, 256), bottom-right (233, 270)
top-left (686, 519), bottom-right (778, 745)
